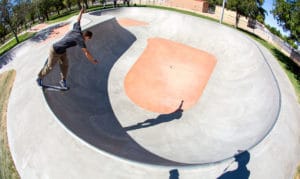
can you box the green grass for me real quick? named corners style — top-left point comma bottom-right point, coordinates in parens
top-left (0, 32), bottom-right (36, 57)
top-left (0, 70), bottom-right (20, 179)
top-left (47, 10), bottom-right (80, 24)
top-left (295, 164), bottom-right (300, 179)
top-left (86, 4), bottom-right (114, 12)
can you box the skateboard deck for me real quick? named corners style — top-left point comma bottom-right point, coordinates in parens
top-left (42, 84), bottom-right (70, 91)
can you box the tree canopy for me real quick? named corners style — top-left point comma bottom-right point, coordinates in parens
top-left (226, 0), bottom-right (265, 27)
top-left (207, 0), bottom-right (266, 27)
top-left (0, 0), bottom-right (23, 43)
top-left (271, 0), bottom-right (300, 44)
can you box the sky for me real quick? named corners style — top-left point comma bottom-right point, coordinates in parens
top-left (262, 0), bottom-right (290, 36)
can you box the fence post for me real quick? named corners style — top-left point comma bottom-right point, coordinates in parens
top-left (220, 0), bottom-right (226, 24)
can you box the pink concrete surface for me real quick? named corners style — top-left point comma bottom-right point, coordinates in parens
top-left (39, 24), bottom-right (70, 44)
top-left (124, 37), bottom-right (216, 113)
top-left (117, 18), bottom-right (148, 26)
top-left (28, 23), bottom-right (48, 32)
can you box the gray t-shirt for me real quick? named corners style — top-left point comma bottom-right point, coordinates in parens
top-left (53, 22), bottom-right (86, 54)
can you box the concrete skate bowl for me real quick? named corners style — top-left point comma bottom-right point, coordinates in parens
top-left (42, 7), bottom-right (280, 166)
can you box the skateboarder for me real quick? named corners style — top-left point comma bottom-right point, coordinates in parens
top-left (36, 8), bottom-right (98, 89)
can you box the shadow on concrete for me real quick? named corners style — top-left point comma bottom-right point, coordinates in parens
top-left (0, 51), bottom-right (14, 69)
top-left (89, 10), bottom-right (104, 16)
top-left (124, 100), bottom-right (184, 131)
top-left (169, 169), bottom-right (180, 179)
top-left (217, 150), bottom-right (251, 179)
top-left (42, 18), bottom-right (187, 166)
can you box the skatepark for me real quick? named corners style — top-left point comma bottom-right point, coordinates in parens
top-left (0, 7), bottom-right (300, 178)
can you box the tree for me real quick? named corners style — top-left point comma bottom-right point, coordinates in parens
top-left (0, 23), bottom-right (8, 43)
top-left (99, 0), bottom-right (106, 8)
top-left (272, 0), bottom-right (300, 44)
top-left (0, 0), bottom-right (20, 43)
top-left (226, 0), bottom-right (266, 28)
top-left (30, 0), bottom-right (40, 22)
top-left (83, 0), bottom-right (89, 8)
top-left (37, 0), bottom-right (51, 21)
top-left (76, 0), bottom-right (82, 10)
top-left (266, 24), bottom-right (283, 37)
top-left (256, 13), bottom-right (265, 23)
top-left (13, 0), bottom-right (32, 29)
top-left (206, 0), bottom-right (222, 8)
top-left (27, 1), bottom-right (37, 24)
top-left (63, 0), bottom-right (75, 11)
top-left (206, 0), bottom-right (266, 28)
top-left (90, 0), bottom-right (96, 5)
top-left (52, 0), bottom-right (65, 15)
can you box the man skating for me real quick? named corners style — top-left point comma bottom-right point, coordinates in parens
top-left (37, 8), bottom-right (98, 89)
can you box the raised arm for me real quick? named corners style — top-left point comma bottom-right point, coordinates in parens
top-left (82, 48), bottom-right (98, 64)
top-left (77, 8), bottom-right (84, 23)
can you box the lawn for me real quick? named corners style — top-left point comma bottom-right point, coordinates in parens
top-left (0, 32), bottom-right (36, 57)
top-left (0, 70), bottom-right (19, 179)
top-left (296, 164), bottom-right (300, 179)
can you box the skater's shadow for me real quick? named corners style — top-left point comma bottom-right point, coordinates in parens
top-left (124, 100), bottom-right (184, 131)
top-left (217, 150), bottom-right (251, 179)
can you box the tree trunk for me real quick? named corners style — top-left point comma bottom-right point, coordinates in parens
top-left (68, 3), bottom-right (72, 11)
top-left (38, 15), bottom-right (42, 22)
top-left (83, 0), bottom-right (89, 8)
top-left (77, 1), bottom-right (82, 10)
top-left (12, 30), bottom-right (19, 44)
top-left (44, 12), bottom-right (49, 21)
top-left (56, 8), bottom-right (60, 15)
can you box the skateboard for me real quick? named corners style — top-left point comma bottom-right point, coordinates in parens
top-left (42, 84), bottom-right (70, 92)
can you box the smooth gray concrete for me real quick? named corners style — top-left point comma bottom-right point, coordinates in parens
top-left (1, 7), bottom-right (300, 179)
